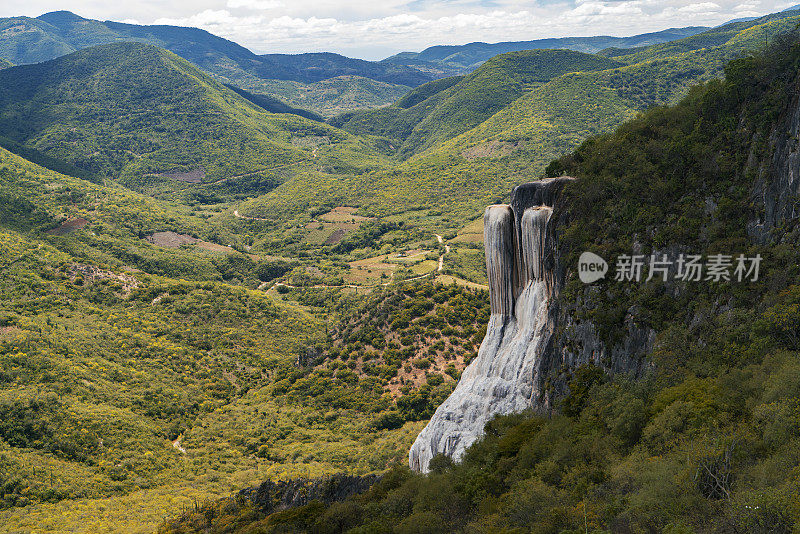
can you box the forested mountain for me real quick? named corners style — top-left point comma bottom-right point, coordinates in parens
top-left (337, 10), bottom-right (800, 161)
top-left (0, 11), bottom-right (429, 116)
top-left (334, 49), bottom-right (622, 158)
top-left (0, 41), bottom-right (387, 200)
top-left (160, 30), bottom-right (800, 534)
top-left (234, 8), bottom-right (800, 226)
top-left (383, 25), bottom-right (708, 70)
top-left (0, 11), bottom-right (721, 117)
top-left (0, 11), bottom-right (432, 86)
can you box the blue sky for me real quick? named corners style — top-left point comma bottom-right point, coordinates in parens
top-left (3, 0), bottom-right (798, 59)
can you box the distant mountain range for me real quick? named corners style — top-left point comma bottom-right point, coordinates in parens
top-left (382, 27), bottom-right (710, 70)
top-left (0, 11), bottom-right (714, 80)
top-left (0, 11), bottom-right (435, 86)
top-left (0, 11), bottom-right (724, 115)
top-left (2, 7), bottom-right (800, 212)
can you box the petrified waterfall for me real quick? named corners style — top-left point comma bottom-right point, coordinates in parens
top-left (409, 178), bottom-right (572, 473)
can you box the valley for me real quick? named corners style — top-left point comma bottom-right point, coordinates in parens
top-left (0, 5), bottom-right (800, 533)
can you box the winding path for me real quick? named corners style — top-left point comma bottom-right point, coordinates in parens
top-left (435, 234), bottom-right (451, 272)
top-left (233, 210), bottom-right (270, 221)
top-left (255, 230), bottom-right (464, 291)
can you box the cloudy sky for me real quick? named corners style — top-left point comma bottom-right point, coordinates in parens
top-left (4, 0), bottom-right (799, 59)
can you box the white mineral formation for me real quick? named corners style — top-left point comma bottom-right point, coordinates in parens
top-left (409, 178), bottom-right (573, 472)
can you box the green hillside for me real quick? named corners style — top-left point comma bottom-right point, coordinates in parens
top-left (335, 49), bottom-right (622, 158)
top-left (0, 42), bottom-right (388, 200)
top-left (236, 10), bottom-right (800, 227)
top-left (0, 11), bottom-right (424, 118)
top-left (430, 12), bottom-right (800, 162)
top-left (0, 141), bottom-right (495, 530)
top-left (160, 31), bottom-right (800, 534)
top-left (3, 9), bottom-right (800, 533)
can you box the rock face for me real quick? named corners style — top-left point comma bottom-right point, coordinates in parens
top-left (409, 178), bottom-right (573, 473)
top-left (749, 78), bottom-right (800, 243)
top-left (238, 473), bottom-right (380, 514)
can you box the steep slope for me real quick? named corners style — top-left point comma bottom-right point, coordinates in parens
top-left (603, 9), bottom-right (800, 64)
top-left (383, 26), bottom-right (709, 70)
top-left (429, 10), bottom-right (800, 163)
top-left (410, 179), bottom-right (572, 472)
top-left (0, 41), bottom-right (387, 198)
top-left (336, 49), bottom-right (622, 158)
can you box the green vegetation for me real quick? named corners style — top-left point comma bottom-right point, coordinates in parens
top-left (158, 31), bottom-right (800, 534)
top-left (0, 140), bottom-right (488, 530)
top-left (161, 348), bottom-right (800, 533)
top-left (0, 42), bottom-right (388, 202)
top-left (243, 11), bottom-right (800, 228)
top-left (335, 49), bottom-right (622, 157)
top-left (0, 11), bottom-right (433, 87)
top-left (385, 26), bottom-right (709, 70)
top-left (282, 282), bottom-right (488, 418)
top-left (223, 76), bottom-right (411, 118)
top-left (3, 7), bottom-right (800, 532)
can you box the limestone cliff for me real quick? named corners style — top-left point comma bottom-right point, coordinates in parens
top-left (409, 178), bottom-right (572, 472)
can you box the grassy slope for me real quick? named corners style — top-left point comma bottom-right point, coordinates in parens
top-left (0, 42), bottom-right (388, 200)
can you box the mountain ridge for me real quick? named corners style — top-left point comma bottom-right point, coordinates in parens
top-left (383, 26), bottom-right (710, 70)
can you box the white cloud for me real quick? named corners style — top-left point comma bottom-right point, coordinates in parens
top-left (155, 9), bottom-right (263, 28)
top-left (1, 0), bottom-right (794, 59)
top-left (227, 0), bottom-right (283, 10)
top-left (678, 2), bottom-right (721, 13)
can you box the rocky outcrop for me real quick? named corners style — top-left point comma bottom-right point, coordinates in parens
top-left (409, 178), bottom-right (572, 472)
top-left (749, 78), bottom-right (800, 243)
top-left (238, 473), bottom-right (379, 514)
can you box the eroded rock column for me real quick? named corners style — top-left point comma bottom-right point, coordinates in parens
top-left (408, 178), bottom-right (572, 473)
